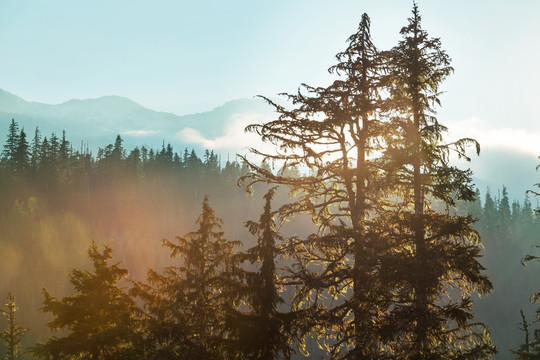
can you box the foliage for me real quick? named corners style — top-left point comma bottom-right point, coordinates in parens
top-left (3, 4), bottom-right (540, 359)
top-left (29, 241), bottom-right (141, 360)
top-left (513, 159), bottom-right (540, 359)
top-left (241, 13), bottom-right (397, 359)
top-left (226, 187), bottom-right (310, 359)
top-left (381, 4), bottom-right (494, 358)
top-left (241, 4), bottom-right (494, 359)
top-left (132, 196), bottom-right (241, 359)
top-left (0, 293), bottom-right (28, 360)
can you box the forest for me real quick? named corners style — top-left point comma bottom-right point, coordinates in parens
top-left (0, 4), bottom-right (539, 360)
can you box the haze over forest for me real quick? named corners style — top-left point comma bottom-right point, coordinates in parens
top-left (0, 1), bottom-right (539, 360)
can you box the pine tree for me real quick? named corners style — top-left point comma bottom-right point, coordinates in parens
top-left (112, 134), bottom-right (124, 163)
top-left (527, 157), bottom-right (540, 216)
top-left (0, 293), bottom-right (28, 360)
top-left (132, 196), bottom-right (240, 359)
top-left (126, 147), bottom-right (143, 181)
top-left (30, 241), bottom-right (141, 360)
top-left (49, 132), bottom-right (59, 161)
top-left (241, 13), bottom-right (397, 358)
top-left (30, 127), bottom-right (41, 170)
top-left (511, 309), bottom-right (540, 359)
top-left (484, 189), bottom-right (498, 241)
top-left (13, 129), bottom-right (30, 172)
top-left (514, 158), bottom-right (540, 359)
top-left (227, 188), bottom-right (305, 359)
top-left (56, 130), bottom-right (72, 183)
top-left (499, 186), bottom-right (512, 239)
top-left (2, 120), bottom-right (19, 169)
top-left (383, 3), bottom-right (494, 358)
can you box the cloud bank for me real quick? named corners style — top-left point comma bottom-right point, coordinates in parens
top-left (121, 129), bottom-right (161, 136)
top-left (177, 112), bottom-right (276, 155)
top-left (449, 117), bottom-right (540, 157)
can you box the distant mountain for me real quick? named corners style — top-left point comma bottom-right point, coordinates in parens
top-left (0, 89), bottom-right (273, 152)
top-left (0, 89), bottom-right (536, 201)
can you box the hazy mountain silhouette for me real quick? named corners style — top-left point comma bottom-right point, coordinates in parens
top-left (0, 89), bottom-right (272, 151)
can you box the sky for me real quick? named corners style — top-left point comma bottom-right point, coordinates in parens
top-left (0, 1), bottom-right (539, 185)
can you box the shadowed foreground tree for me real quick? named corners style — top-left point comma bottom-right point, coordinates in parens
top-left (132, 196), bottom-right (241, 359)
top-left (30, 241), bottom-right (141, 360)
top-left (227, 187), bottom-right (310, 359)
top-left (0, 293), bottom-right (28, 360)
top-left (382, 3), bottom-right (494, 358)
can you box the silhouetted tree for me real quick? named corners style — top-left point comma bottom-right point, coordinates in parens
top-left (241, 12), bottom-right (397, 359)
top-left (227, 188), bottom-right (305, 359)
top-left (30, 241), bottom-right (141, 360)
top-left (13, 128), bottom-right (29, 171)
top-left (383, 3), bottom-right (494, 358)
top-left (2, 120), bottom-right (19, 169)
top-left (513, 158), bottom-right (540, 359)
top-left (511, 309), bottom-right (538, 359)
top-left (30, 127), bottom-right (41, 170)
top-left (132, 196), bottom-right (240, 359)
top-left (243, 4), bottom-right (494, 359)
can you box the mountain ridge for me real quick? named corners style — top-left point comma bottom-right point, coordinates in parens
top-left (0, 89), bottom-right (272, 150)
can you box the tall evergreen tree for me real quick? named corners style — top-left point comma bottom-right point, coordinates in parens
top-left (383, 3), bottom-right (494, 358)
top-left (513, 158), bottom-right (540, 359)
top-left (132, 196), bottom-right (240, 359)
top-left (499, 186), bottom-right (512, 240)
top-left (2, 120), bottom-right (19, 168)
top-left (241, 13), bottom-right (397, 359)
top-left (30, 127), bottom-right (41, 170)
top-left (0, 293), bottom-right (28, 360)
top-left (13, 129), bottom-right (30, 172)
top-left (227, 188), bottom-right (305, 360)
top-left (483, 189), bottom-right (498, 241)
top-left (112, 135), bottom-right (124, 163)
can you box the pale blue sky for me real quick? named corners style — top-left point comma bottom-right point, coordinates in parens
top-left (0, 1), bottom-right (539, 154)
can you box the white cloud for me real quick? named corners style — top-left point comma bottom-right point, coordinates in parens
top-left (122, 129), bottom-right (161, 136)
top-left (448, 117), bottom-right (540, 156)
top-left (178, 113), bottom-right (540, 165)
top-left (177, 112), bottom-right (276, 155)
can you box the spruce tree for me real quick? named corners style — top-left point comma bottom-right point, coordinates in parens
top-left (30, 241), bottom-right (141, 360)
top-left (514, 159), bottom-right (540, 359)
top-left (483, 189), bottom-right (498, 240)
top-left (243, 5), bottom-right (494, 359)
top-left (241, 13), bottom-right (396, 358)
top-left (2, 120), bottom-right (19, 169)
top-left (132, 196), bottom-right (240, 359)
top-left (30, 127), bottom-right (41, 170)
top-left (227, 188), bottom-right (305, 359)
top-left (13, 129), bottom-right (29, 172)
top-left (383, 3), bottom-right (494, 358)
top-left (0, 293), bottom-right (28, 360)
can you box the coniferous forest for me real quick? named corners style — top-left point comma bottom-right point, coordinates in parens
top-left (0, 5), bottom-right (539, 360)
